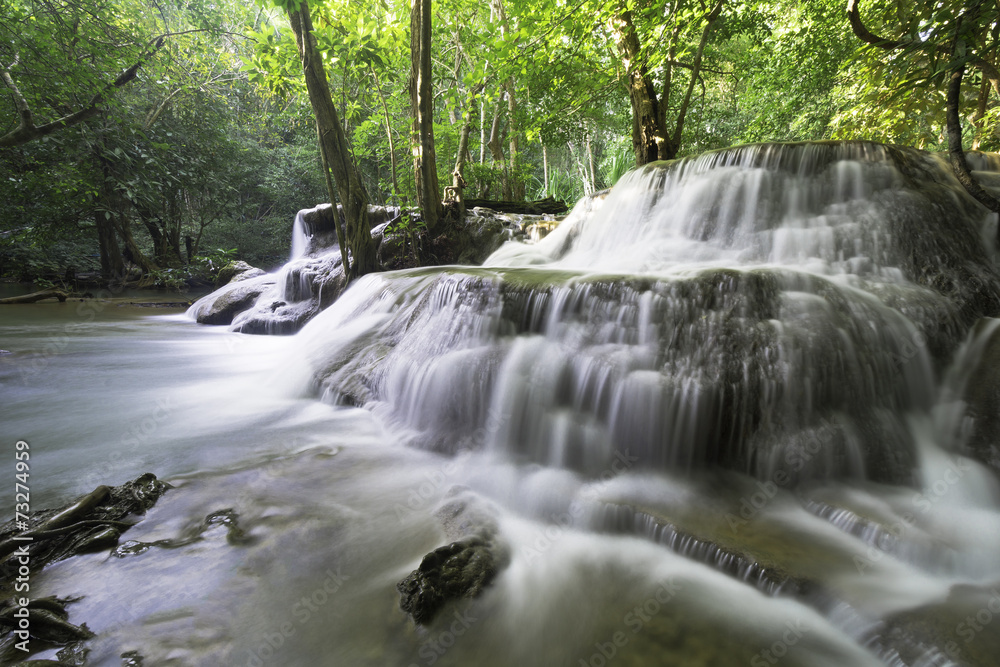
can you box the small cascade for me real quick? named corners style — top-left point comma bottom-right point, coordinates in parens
top-left (587, 501), bottom-right (796, 596)
top-left (290, 208), bottom-right (310, 261)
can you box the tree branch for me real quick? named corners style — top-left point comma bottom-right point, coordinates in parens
top-left (0, 28), bottom-right (228, 149)
top-left (845, 0), bottom-right (904, 50)
top-left (670, 0), bottom-right (722, 153)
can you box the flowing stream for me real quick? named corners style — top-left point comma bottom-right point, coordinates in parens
top-left (4, 142), bottom-right (1000, 666)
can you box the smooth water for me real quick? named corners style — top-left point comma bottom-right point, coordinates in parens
top-left (4, 143), bottom-right (1000, 666)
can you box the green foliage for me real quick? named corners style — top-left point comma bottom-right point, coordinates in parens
top-left (599, 143), bottom-right (633, 189)
top-left (532, 168), bottom-right (584, 203)
top-left (145, 247), bottom-right (237, 291)
top-left (830, 0), bottom-right (1000, 150)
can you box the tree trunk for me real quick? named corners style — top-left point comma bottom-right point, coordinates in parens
top-left (485, 96), bottom-right (510, 199)
top-left (542, 143), bottom-right (549, 195)
top-left (287, 1), bottom-right (377, 278)
top-left (409, 0), bottom-right (442, 233)
top-left (93, 137), bottom-right (156, 278)
top-left (451, 86), bottom-right (482, 218)
top-left (947, 61), bottom-right (1000, 227)
top-left (317, 122), bottom-right (352, 275)
top-left (613, 10), bottom-right (663, 166)
top-left (479, 95), bottom-right (487, 164)
top-left (0, 289), bottom-right (69, 304)
top-left (506, 81), bottom-right (522, 200)
top-left (568, 141), bottom-right (592, 195)
top-left (613, 3), bottom-right (720, 165)
top-left (463, 196), bottom-right (568, 214)
top-left (369, 63), bottom-right (400, 204)
top-left (95, 204), bottom-right (124, 280)
top-left (586, 134), bottom-right (596, 190)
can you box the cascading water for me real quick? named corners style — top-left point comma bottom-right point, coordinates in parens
top-left (7, 141), bottom-right (1000, 666)
top-left (274, 141), bottom-right (1000, 665)
top-left (289, 209), bottom-right (311, 262)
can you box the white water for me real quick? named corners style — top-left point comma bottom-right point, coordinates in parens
top-left (5, 143), bottom-right (1000, 666)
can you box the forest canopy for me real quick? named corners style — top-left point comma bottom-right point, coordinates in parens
top-left (1, 0), bottom-right (998, 286)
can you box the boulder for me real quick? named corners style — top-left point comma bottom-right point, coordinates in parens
top-left (396, 489), bottom-right (509, 625)
top-left (194, 275), bottom-right (275, 326)
top-left (216, 260), bottom-right (266, 287)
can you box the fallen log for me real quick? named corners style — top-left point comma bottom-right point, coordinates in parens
top-left (0, 288), bottom-right (70, 304)
top-left (464, 195), bottom-right (569, 215)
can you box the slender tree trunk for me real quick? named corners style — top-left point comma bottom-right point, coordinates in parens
top-left (568, 141), bottom-right (592, 195)
top-left (486, 96), bottom-right (509, 198)
top-left (409, 0), bottom-right (442, 232)
top-left (947, 61), bottom-right (1000, 226)
top-left (452, 86), bottom-right (481, 197)
top-left (369, 63), bottom-right (400, 204)
top-left (479, 95), bottom-right (487, 164)
top-left (506, 82), bottom-right (522, 199)
top-left (586, 134), bottom-right (596, 190)
top-left (287, 1), bottom-right (377, 277)
top-left (542, 143), bottom-right (549, 195)
top-left (317, 122), bottom-right (352, 274)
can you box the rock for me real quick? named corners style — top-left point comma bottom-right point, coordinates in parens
top-left (0, 473), bottom-right (170, 578)
top-left (0, 474), bottom-right (167, 663)
top-left (883, 583), bottom-right (1000, 667)
top-left (377, 232), bottom-right (412, 270)
top-left (960, 319), bottom-right (1000, 471)
top-left (299, 204), bottom-right (400, 257)
top-left (396, 489), bottom-right (509, 625)
top-left (192, 275), bottom-right (275, 326)
top-left (216, 261), bottom-right (266, 287)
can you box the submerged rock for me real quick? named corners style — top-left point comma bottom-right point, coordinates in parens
top-left (397, 489), bottom-right (509, 625)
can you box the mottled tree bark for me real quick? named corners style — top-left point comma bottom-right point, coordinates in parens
top-left (287, 2), bottom-right (377, 277)
top-left (409, 0), bottom-right (442, 233)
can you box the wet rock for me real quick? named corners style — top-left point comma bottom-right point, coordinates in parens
top-left (112, 507), bottom-right (252, 557)
top-left (299, 204), bottom-right (400, 257)
top-left (397, 489), bottom-right (509, 625)
top-left (120, 651), bottom-right (145, 666)
top-left (0, 597), bottom-right (93, 664)
top-left (216, 260), bottom-right (266, 287)
top-left (961, 320), bottom-right (1000, 471)
top-left (192, 274), bottom-right (276, 326)
top-left (883, 583), bottom-right (1000, 667)
top-left (0, 473), bottom-right (170, 577)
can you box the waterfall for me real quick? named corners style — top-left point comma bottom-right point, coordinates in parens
top-left (290, 208), bottom-right (310, 261)
top-left (119, 141), bottom-right (1000, 666)
top-left (285, 142), bottom-right (1000, 488)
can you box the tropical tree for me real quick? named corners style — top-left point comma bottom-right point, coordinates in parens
top-left (844, 0), bottom-right (1000, 221)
